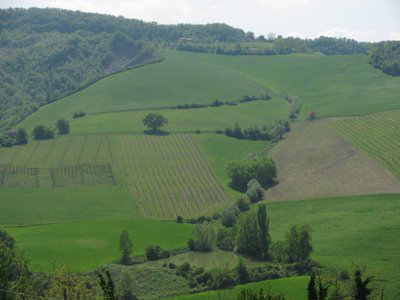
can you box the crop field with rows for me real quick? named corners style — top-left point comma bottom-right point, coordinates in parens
top-left (332, 110), bottom-right (400, 179)
top-left (114, 133), bottom-right (230, 219)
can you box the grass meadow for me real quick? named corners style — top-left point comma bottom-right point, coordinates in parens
top-left (182, 51), bottom-right (400, 119)
top-left (69, 98), bottom-right (288, 136)
top-left (17, 50), bottom-right (268, 131)
top-left (7, 219), bottom-right (193, 272)
top-left (333, 110), bottom-right (400, 179)
top-left (168, 276), bottom-right (308, 300)
top-left (268, 194), bottom-right (400, 297)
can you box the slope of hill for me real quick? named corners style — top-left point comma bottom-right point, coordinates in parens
top-left (18, 50), bottom-right (270, 131)
top-left (181, 51), bottom-right (400, 118)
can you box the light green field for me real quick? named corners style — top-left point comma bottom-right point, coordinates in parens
top-left (18, 50), bottom-right (268, 131)
top-left (0, 186), bottom-right (139, 226)
top-left (167, 276), bottom-right (308, 300)
top-left (69, 99), bottom-right (288, 135)
top-left (268, 194), bottom-right (400, 297)
top-left (7, 219), bottom-right (192, 272)
top-left (333, 110), bottom-right (400, 179)
top-left (180, 51), bottom-right (400, 119)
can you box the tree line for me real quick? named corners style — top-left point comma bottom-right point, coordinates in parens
top-left (368, 41), bottom-right (400, 76)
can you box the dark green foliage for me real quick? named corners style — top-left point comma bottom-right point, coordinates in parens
top-left (175, 262), bottom-right (192, 278)
top-left (177, 215), bottom-right (183, 223)
top-left (98, 269), bottom-right (116, 300)
top-left (284, 95), bottom-right (301, 119)
top-left (15, 128), bottom-right (28, 145)
top-left (368, 41), bottom-right (400, 76)
top-left (236, 197), bottom-right (251, 212)
top-left (73, 111), bottom-right (86, 118)
top-left (226, 158), bottom-right (277, 192)
top-left (119, 230), bottom-right (133, 265)
top-left (236, 259), bottom-right (249, 284)
top-left (257, 204), bottom-right (271, 260)
top-left (32, 125), bottom-right (54, 140)
top-left (221, 205), bottom-right (239, 227)
top-left (236, 211), bottom-right (260, 258)
top-left (352, 269), bottom-right (373, 300)
top-left (56, 118), bottom-right (69, 134)
top-left (143, 113), bottom-right (168, 131)
top-left (216, 227), bottom-right (235, 251)
top-left (146, 245), bottom-right (170, 261)
top-left (0, 133), bottom-right (15, 147)
top-left (211, 265), bottom-right (236, 289)
top-left (307, 273), bottom-right (318, 300)
top-left (286, 224), bottom-right (313, 263)
top-left (188, 267), bottom-right (213, 289)
top-left (306, 36), bottom-right (367, 55)
top-left (189, 222), bottom-right (216, 252)
top-left (225, 120), bottom-right (290, 141)
top-left (237, 288), bottom-right (286, 300)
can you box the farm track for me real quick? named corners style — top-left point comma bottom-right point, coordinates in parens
top-left (115, 133), bottom-right (229, 219)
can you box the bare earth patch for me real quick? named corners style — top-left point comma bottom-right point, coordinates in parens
top-left (265, 118), bottom-right (400, 202)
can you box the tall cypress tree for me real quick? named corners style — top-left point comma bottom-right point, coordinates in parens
top-left (307, 273), bottom-right (318, 300)
top-left (256, 204), bottom-right (270, 260)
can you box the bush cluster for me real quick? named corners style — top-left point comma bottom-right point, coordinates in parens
top-left (225, 120), bottom-right (290, 142)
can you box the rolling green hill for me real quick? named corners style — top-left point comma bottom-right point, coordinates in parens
top-left (181, 51), bottom-right (400, 119)
top-left (18, 50), bottom-right (269, 131)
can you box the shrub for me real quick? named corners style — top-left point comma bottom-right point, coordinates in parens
top-left (246, 187), bottom-right (259, 203)
top-left (216, 227), bottom-right (235, 251)
top-left (32, 125), bottom-right (55, 140)
top-left (56, 118), bottom-right (70, 134)
top-left (220, 205), bottom-right (239, 227)
top-left (176, 215), bottom-right (183, 223)
top-left (15, 128), bottom-right (28, 145)
top-left (308, 111), bottom-right (316, 121)
top-left (215, 129), bottom-right (224, 134)
top-left (146, 245), bottom-right (170, 261)
top-left (247, 179), bottom-right (264, 202)
top-left (176, 262), bottom-right (192, 278)
top-left (73, 111), bottom-right (86, 118)
top-left (236, 197), bottom-right (251, 212)
top-left (187, 238), bottom-right (196, 251)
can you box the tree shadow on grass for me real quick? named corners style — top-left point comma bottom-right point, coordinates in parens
top-left (143, 130), bottom-right (170, 136)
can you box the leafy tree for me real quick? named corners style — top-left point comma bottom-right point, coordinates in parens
top-left (98, 269), bottom-right (116, 300)
top-left (118, 270), bottom-right (138, 300)
top-left (15, 128), bottom-right (28, 145)
top-left (119, 230), bottom-right (133, 265)
top-left (56, 118), bottom-right (70, 134)
top-left (191, 222), bottom-right (216, 252)
top-left (227, 158), bottom-right (276, 192)
top-left (220, 205), bottom-right (239, 227)
top-left (32, 125), bottom-right (54, 140)
top-left (237, 211), bottom-right (260, 258)
top-left (146, 245), bottom-right (169, 261)
top-left (246, 179), bottom-right (264, 203)
top-left (351, 268), bottom-right (373, 300)
top-left (216, 227), bottom-right (235, 251)
top-left (285, 224), bottom-right (313, 263)
top-left (176, 215), bottom-right (183, 223)
top-left (236, 197), bottom-right (251, 212)
top-left (307, 273), bottom-right (318, 300)
top-left (257, 204), bottom-right (271, 260)
top-left (236, 259), bottom-right (249, 284)
top-left (143, 113), bottom-right (168, 132)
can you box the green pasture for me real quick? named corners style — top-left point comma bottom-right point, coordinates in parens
top-left (69, 98), bottom-right (288, 135)
top-left (181, 51), bottom-right (400, 118)
top-left (0, 186), bottom-right (138, 226)
top-left (333, 110), bottom-right (400, 179)
top-left (268, 193), bottom-right (400, 297)
top-left (167, 276), bottom-right (308, 300)
top-left (7, 219), bottom-right (192, 272)
top-left (17, 50), bottom-right (268, 131)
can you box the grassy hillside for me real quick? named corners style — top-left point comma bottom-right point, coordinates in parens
top-left (18, 50), bottom-right (269, 131)
top-left (180, 51), bottom-right (400, 119)
top-left (264, 119), bottom-right (400, 202)
top-left (268, 194), bottom-right (400, 297)
top-left (333, 110), bottom-right (400, 179)
top-left (168, 276), bottom-right (308, 300)
top-left (68, 98), bottom-right (288, 135)
top-left (7, 219), bottom-right (192, 272)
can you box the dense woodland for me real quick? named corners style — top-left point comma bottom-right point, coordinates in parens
top-left (368, 41), bottom-right (400, 76)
